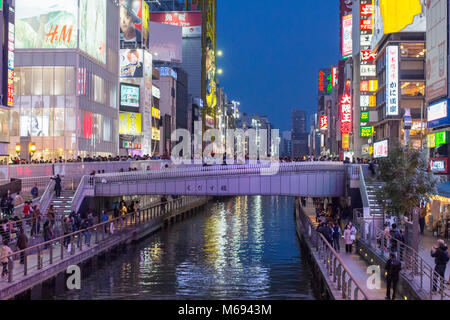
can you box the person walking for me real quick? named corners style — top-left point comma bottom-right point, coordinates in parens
top-left (16, 228), bottom-right (27, 264)
top-left (51, 174), bottom-right (62, 198)
top-left (0, 240), bottom-right (13, 280)
top-left (389, 224), bottom-right (403, 255)
top-left (13, 192), bottom-right (24, 208)
top-left (419, 206), bottom-right (427, 236)
top-left (344, 224), bottom-right (354, 254)
top-left (101, 210), bottom-right (109, 233)
top-left (385, 252), bottom-right (402, 300)
top-left (47, 205), bottom-right (55, 228)
top-left (332, 222), bottom-right (342, 252)
top-left (43, 221), bottom-right (53, 249)
top-left (30, 184), bottom-right (39, 199)
top-left (31, 205), bottom-right (41, 237)
top-left (431, 239), bottom-right (449, 292)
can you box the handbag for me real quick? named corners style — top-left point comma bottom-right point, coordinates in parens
top-left (350, 235), bottom-right (356, 241)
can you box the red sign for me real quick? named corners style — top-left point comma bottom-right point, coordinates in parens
top-left (150, 12), bottom-right (202, 37)
top-left (361, 50), bottom-right (377, 61)
top-left (429, 158), bottom-right (449, 174)
top-left (340, 94), bottom-right (352, 134)
top-left (7, 70), bottom-right (14, 106)
top-left (360, 4), bottom-right (373, 16)
top-left (319, 71), bottom-right (325, 92)
top-left (320, 115), bottom-right (328, 130)
top-left (77, 68), bottom-right (87, 96)
top-left (360, 19), bottom-right (373, 31)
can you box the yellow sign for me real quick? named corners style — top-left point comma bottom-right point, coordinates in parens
top-left (369, 95), bottom-right (376, 107)
top-left (427, 133), bottom-right (436, 149)
top-left (151, 127), bottom-right (160, 141)
top-left (342, 134), bottom-right (349, 149)
top-left (369, 145), bottom-right (374, 155)
top-left (152, 107), bottom-right (160, 119)
top-left (378, 0), bottom-right (422, 34)
top-left (119, 112), bottom-right (141, 135)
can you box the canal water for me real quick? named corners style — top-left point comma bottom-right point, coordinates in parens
top-left (54, 196), bottom-right (316, 300)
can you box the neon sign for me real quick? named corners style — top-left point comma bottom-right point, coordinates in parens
top-left (340, 94), bottom-right (352, 134)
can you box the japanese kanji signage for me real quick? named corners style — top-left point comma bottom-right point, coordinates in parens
top-left (340, 94), bottom-right (352, 134)
top-left (386, 45), bottom-right (399, 116)
top-left (320, 115), bottom-right (329, 130)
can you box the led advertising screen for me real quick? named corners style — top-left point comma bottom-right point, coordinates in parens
top-left (79, 0), bottom-right (106, 64)
top-left (20, 115), bottom-right (50, 137)
top-left (320, 115), bottom-right (328, 130)
top-left (374, 139), bottom-right (388, 158)
top-left (342, 14), bottom-right (353, 59)
top-left (16, 0), bottom-right (78, 49)
top-left (119, 112), bottom-right (141, 135)
top-left (386, 46), bottom-right (399, 116)
top-left (372, 0), bottom-right (426, 50)
top-left (120, 83), bottom-right (140, 109)
top-left (426, 0), bottom-right (447, 103)
top-left (149, 21), bottom-right (182, 63)
top-left (429, 158), bottom-right (448, 173)
top-left (120, 49), bottom-right (144, 78)
top-left (120, 0), bottom-right (143, 48)
top-left (150, 11), bottom-right (202, 38)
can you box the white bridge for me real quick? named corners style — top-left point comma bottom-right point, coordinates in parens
top-left (69, 162), bottom-right (350, 212)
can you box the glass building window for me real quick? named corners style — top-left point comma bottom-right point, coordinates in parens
top-left (400, 43), bottom-right (425, 58)
top-left (54, 67), bottom-right (65, 95)
top-left (32, 67), bottom-right (43, 96)
top-left (94, 75), bottom-right (105, 104)
top-left (401, 82), bottom-right (425, 96)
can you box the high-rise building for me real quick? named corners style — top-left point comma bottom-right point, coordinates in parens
top-left (291, 109), bottom-right (309, 157)
top-left (12, 0), bottom-right (120, 160)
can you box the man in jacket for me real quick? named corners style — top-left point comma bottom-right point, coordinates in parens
top-left (16, 228), bottom-right (27, 264)
top-left (385, 252), bottom-right (402, 300)
top-left (431, 239), bottom-right (449, 292)
top-left (332, 222), bottom-right (342, 251)
top-left (30, 184), bottom-right (39, 199)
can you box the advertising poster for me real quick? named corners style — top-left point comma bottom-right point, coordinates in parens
top-left (20, 115), bottom-right (49, 137)
top-left (142, 1), bottom-right (150, 49)
top-left (150, 12), bottom-right (202, 38)
top-left (372, 0), bottom-right (426, 50)
top-left (120, 0), bottom-right (143, 48)
top-left (79, 0), bottom-right (106, 64)
top-left (119, 112), bottom-right (142, 135)
top-left (340, 0), bottom-right (353, 57)
top-left (16, 0), bottom-right (78, 49)
top-left (120, 49), bottom-right (144, 78)
top-left (120, 83), bottom-right (140, 108)
top-left (374, 139), bottom-right (388, 158)
top-left (204, 0), bottom-right (217, 110)
top-left (426, 0), bottom-right (447, 103)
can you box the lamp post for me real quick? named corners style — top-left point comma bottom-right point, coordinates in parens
top-left (29, 143), bottom-right (36, 161)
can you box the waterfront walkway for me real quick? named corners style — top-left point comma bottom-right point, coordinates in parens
top-left (0, 196), bottom-right (209, 300)
top-left (300, 200), bottom-right (387, 300)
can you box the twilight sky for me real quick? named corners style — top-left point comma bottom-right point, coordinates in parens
top-left (217, 0), bottom-right (340, 132)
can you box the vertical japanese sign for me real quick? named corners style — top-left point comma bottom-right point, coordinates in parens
top-left (386, 45), bottom-right (399, 116)
top-left (340, 94), bottom-right (352, 134)
top-left (332, 67), bottom-right (338, 87)
top-left (342, 14), bottom-right (353, 59)
top-left (320, 115), bottom-right (328, 130)
top-left (7, 19), bottom-right (14, 107)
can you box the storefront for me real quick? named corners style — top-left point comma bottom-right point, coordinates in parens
top-left (428, 182), bottom-right (450, 238)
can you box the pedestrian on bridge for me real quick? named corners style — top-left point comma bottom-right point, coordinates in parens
top-left (47, 205), bottom-right (55, 228)
top-left (344, 224), bottom-right (355, 254)
top-left (431, 239), bottom-right (449, 293)
top-left (16, 228), bottom-right (27, 264)
top-left (51, 175), bottom-right (62, 198)
top-left (332, 222), bottom-right (341, 252)
top-left (30, 184), bottom-right (39, 199)
top-left (385, 252), bottom-right (401, 300)
top-left (0, 240), bottom-right (12, 280)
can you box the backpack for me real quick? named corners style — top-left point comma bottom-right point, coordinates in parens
top-left (442, 251), bottom-right (450, 264)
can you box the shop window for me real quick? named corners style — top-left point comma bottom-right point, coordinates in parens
top-left (32, 67), bottom-right (43, 96)
top-left (54, 67), bottom-right (65, 95)
top-left (22, 68), bottom-right (32, 96)
top-left (400, 43), bottom-right (425, 58)
top-left (103, 117), bottom-right (111, 142)
top-left (66, 67), bottom-right (75, 96)
top-left (401, 82), bottom-right (425, 96)
top-left (94, 75), bottom-right (105, 104)
top-left (43, 67), bottom-right (54, 95)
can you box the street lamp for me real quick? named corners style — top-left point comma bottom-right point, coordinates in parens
top-left (217, 50), bottom-right (223, 57)
top-left (15, 144), bottom-right (20, 156)
top-left (217, 68), bottom-right (223, 75)
top-left (29, 143), bottom-right (36, 159)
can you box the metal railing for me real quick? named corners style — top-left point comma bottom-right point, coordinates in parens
top-left (71, 176), bottom-right (95, 214)
top-left (38, 180), bottom-right (55, 216)
top-left (0, 196), bottom-right (205, 284)
top-left (296, 200), bottom-right (369, 300)
top-left (357, 217), bottom-right (450, 300)
top-left (359, 166), bottom-right (370, 210)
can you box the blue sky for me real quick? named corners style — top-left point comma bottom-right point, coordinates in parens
top-left (217, 0), bottom-right (341, 132)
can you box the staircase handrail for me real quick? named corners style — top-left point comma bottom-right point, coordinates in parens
top-left (359, 165), bottom-right (370, 210)
top-left (39, 179), bottom-right (55, 214)
top-left (71, 175), bottom-right (95, 214)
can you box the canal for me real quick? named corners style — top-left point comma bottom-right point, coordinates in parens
top-left (53, 196), bottom-right (316, 300)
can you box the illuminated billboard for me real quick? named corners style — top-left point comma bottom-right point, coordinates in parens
top-left (340, 94), bottom-right (352, 134)
top-left (342, 14), bottom-right (353, 59)
top-left (360, 126), bottom-right (374, 137)
top-left (79, 0), bottom-right (106, 64)
top-left (119, 112), bottom-right (141, 135)
top-left (150, 12), bottom-right (202, 38)
top-left (386, 46), bottom-right (399, 116)
top-left (120, 49), bottom-right (144, 78)
top-left (320, 115), bottom-right (328, 130)
top-left (427, 99), bottom-right (450, 129)
top-left (120, 0), bottom-right (143, 48)
top-left (374, 139), bottom-right (388, 158)
top-left (372, 0), bottom-right (426, 50)
top-left (318, 69), bottom-right (332, 96)
top-left (120, 83), bottom-right (140, 109)
top-left (142, 1), bottom-right (150, 48)
top-left (426, 0), bottom-right (447, 103)
top-left (16, 0), bottom-right (78, 49)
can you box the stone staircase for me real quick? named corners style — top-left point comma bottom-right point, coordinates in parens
top-left (365, 181), bottom-right (385, 215)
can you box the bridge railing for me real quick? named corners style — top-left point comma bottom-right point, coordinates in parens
top-left (359, 166), bottom-right (370, 210)
top-left (296, 200), bottom-right (369, 300)
top-left (358, 217), bottom-right (450, 300)
top-left (93, 162), bottom-right (347, 184)
top-left (2, 196), bottom-right (206, 284)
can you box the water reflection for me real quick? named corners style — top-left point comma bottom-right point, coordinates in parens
top-left (54, 196), bottom-right (314, 300)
